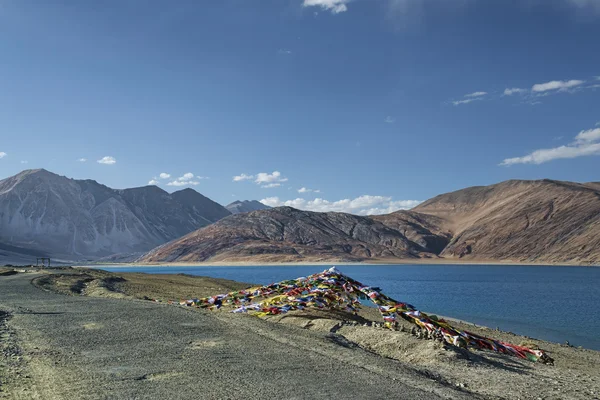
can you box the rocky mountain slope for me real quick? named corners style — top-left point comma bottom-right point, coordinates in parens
top-left (226, 200), bottom-right (270, 214)
top-left (413, 179), bottom-right (600, 264)
top-left (140, 206), bottom-right (444, 263)
top-left (0, 169), bottom-right (230, 261)
top-left (141, 179), bottom-right (600, 265)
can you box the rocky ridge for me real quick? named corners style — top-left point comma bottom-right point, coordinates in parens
top-left (141, 179), bottom-right (600, 265)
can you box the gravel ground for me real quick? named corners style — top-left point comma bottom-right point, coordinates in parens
top-left (0, 270), bottom-right (475, 400)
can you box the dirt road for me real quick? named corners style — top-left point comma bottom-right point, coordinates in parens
top-left (0, 272), bottom-right (473, 399)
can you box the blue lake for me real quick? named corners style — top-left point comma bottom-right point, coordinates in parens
top-left (98, 264), bottom-right (600, 351)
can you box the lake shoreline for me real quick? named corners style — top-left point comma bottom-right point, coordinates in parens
top-left (74, 257), bottom-right (600, 268)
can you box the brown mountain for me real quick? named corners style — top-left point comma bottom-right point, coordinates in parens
top-left (140, 179), bottom-right (600, 265)
top-left (413, 179), bottom-right (600, 264)
top-left (140, 207), bottom-right (439, 263)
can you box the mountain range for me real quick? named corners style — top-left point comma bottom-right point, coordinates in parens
top-left (1, 169), bottom-right (598, 265)
top-left (141, 179), bottom-right (600, 265)
top-left (0, 169), bottom-right (230, 262)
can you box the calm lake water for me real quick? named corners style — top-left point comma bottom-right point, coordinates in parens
top-left (99, 264), bottom-right (600, 351)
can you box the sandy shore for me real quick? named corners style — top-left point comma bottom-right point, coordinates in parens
top-left (1, 267), bottom-right (599, 399)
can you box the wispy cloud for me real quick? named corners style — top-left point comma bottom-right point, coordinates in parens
top-left (465, 91), bottom-right (487, 98)
top-left (20, 160), bottom-right (28, 164)
top-left (452, 91), bottom-right (487, 106)
top-left (303, 0), bottom-right (349, 13)
top-left (97, 156), bottom-right (116, 165)
top-left (503, 88), bottom-right (528, 96)
top-left (261, 195), bottom-right (421, 215)
top-left (77, 158), bottom-right (87, 162)
top-left (0, 152), bottom-right (5, 159)
top-left (500, 126), bottom-right (600, 166)
top-left (262, 183), bottom-right (281, 189)
top-left (298, 187), bottom-right (321, 193)
top-left (235, 171), bottom-right (290, 188)
top-left (233, 173), bottom-right (254, 182)
top-left (452, 76), bottom-right (594, 105)
top-left (452, 98), bottom-right (482, 106)
top-left (384, 116), bottom-right (395, 123)
top-left (167, 172), bottom-right (199, 187)
top-left (574, 127), bottom-right (600, 144)
top-left (306, 0), bottom-right (600, 17)
top-left (531, 79), bottom-right (585, 93)
top-left (278, 49), bottom-right (292, 55)
top-left (149, 172), bottom-right (206, 186)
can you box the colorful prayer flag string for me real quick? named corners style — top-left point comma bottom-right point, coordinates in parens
top-left (181, 267), bottom-right (551, 363)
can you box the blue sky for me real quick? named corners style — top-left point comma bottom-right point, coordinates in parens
top-left (1, 0), bottom-right (599, 214)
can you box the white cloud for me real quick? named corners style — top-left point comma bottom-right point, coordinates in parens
top-left (574, 127), bottom-right (600, 144)
top-left (167, 172), bottom-right (199, 187)
top-left (260, 195), bottom-right (421, 215)
top-left (168, 180), bottom-right (199, 187)
top-left (298, 187), bottom-right (321, 194)
top-left (596, 121), bottom-right (600, 126)
top-left (0, 152), bottom-right (7, 159)
top-left (97, 156), bottom-right (116, 165)
top-left (233, 173), bottom-right (254, 182)
top-left (197, 175), bottom-right (210, 180)
top-left (298, 187), bottom-right (310, 193)
top-left (500, 126), bottom-right (600, 166)
top-left (503, 88), bottom-right (528, 96)
top-left (452, 98), bottom-right (482, 106)
top-left (384, 116), bottom-right (395, 123)
top-left (531, 79), bottom-right (584, 92)
top-left (159, 173), bottom-right (171, 179)
top-left (148, 179), bottom-right (159, 185)
top-left (278, 49), bottom-right (292, 55)
top-left (234, 170), bottom-right (288, 188)
top-left (303, 0), bottom-right (349, 13)
top-left (77, 158), bottom-right (87, 162)
top-left (331, 0), bottom-right (600, 20)
top-left (451, 90), bottom-right (488, 105)
top-left (20, 160), bottom-right (28, 164)
top-left (255, 171), bottom-right (288, 185)
top-left (465, 91), bottom-right (487, 98)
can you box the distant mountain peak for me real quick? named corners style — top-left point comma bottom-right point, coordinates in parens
top-left (174, 187), bottom-right (198, 193)
top-left (226, 200), bottom-right (271, 214)
top-left (0, 169), bottom-right (231, 262)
